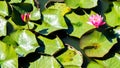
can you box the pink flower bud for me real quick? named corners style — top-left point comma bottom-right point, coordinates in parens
top-left (87, 14), bottom-right (105, 28)
top-left (21, 13), bottom-right (30, 22)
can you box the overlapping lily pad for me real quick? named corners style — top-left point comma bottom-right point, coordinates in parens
top-left (66, 12), bottom-right (94, 38)
top-left (38, 36), bottom-right (64, 55)
top-left (0, 41), bottom-right (18, 68)
top-left (10, 30), bottom-right (39, 56)
top-left (35, 9), bottom-right (68, 35)
top-left (29, 56), bottom-right (61, 68)
top-left (57, 45), bottom-right (83, 68)
top-left (87, 53), bottom-right (120, 68)
top-left (105, 2), bottom-right (120, 27)
top-left (80, 30), bottom-right (117, 57)
top-left (0, 16), bottom-right (7, 37)
top-left (0, 1), bottom-right (9, 17)
top-left (65, 0), bottom-right (98, 9)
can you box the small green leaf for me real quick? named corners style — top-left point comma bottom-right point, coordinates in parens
top-left (105, 2), bottom-right (120, 27)
top-left (0, 1), bottom-right (9, 17)
top-left (0, 41), bottom-right (18, 68)
top-left (29, 56), bottom-right (61, 68)
top-left (10, 30), bottom-right (39, 56)
top-left (57, 45), bottom-right (83, 67)
top-left (38, 36), bottom-right (64, 55)
top-left (66, 12), bottom-right (94, 38)
top-left (0, 16), bottom-right (7, 37)
top-left (80, 30), bottom-right (117, 57)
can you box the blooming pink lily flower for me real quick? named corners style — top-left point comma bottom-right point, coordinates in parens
top-left (87, 14), bottom-right (105, 28)
top-left (21, 13), bottom-right (30, 22)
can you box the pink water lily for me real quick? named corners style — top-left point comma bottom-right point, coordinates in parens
top-left (21, 13), bottom-right (30, 22)
top-left (87, 14), bottom-right (105, 28)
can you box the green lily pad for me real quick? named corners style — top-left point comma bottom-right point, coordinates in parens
top-left (0, 41), bottom-right (18, 68)
top-left (66, 12), bottom-right (94, 38)
top-left (38, 36), bottom-right (64, 55)
top-left (88, 53), bottom-right (120, 68)
top-left (30, 7), bottom-right (41, 21)
top-left (0, 1), bottom-right (9, 17)
top-left (65, 0), bottom-right (98, 9)
top-left (57, 45), bottom-right (83, 67)
top-left (36, 9), bottom-right (67, 35)
top-left (87, 61), bottom-right (104, 68)
top-left (8, 0), bottom-right (22, 3)
top-left (10, 30), bottom-right (39, 56)
top-left (105, 2), bottom-right (120, 27)
top-left (29, 56), bottom-right (61, 68)
top-left (79, 0), bottom-right (98, 8)
top-left (80, 30), bottom-right (117, 57)
top-left (48, 3), bottom-right (71, 16)
top-left (0, 16), bottom-right (7, 37)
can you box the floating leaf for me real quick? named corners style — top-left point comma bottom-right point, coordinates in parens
top-left (0, 1), bottom-right (9, 17)
top-left (65, 0), bottom-right (98, 9)
top-left (88, 53), bottom-right (120, 68)
top-left (29, 56), bottom-right (61, 68)
top-left (65, 0), bottom-right (80, 9)
top-left (0, 16), bottom-right (7, 37)
top-left (8, 0), bottom-right (22, 3)
top-left (79, 0), bottom-right (98, 8)
top-left (30, 7), bottom-right (41, 21)
top-left (105, 2), bottom-right (120, 27)
top-left (66, 12), bottom-right (94, 38)
top-left (87, 61), bottom-right (104, 68)
top-left (35, 9), bottom-right (67, 35)
top-left (57, 45), bottom-right (83, 67)
top-left (0, 41), bottom-right (18, 68)
top-left (80, 30), bottom-right (117, 57)
top-left (48, 3), bottom-right (71, 16)
top-left (38, 36), bottom-right (64, 55)
top-left (10, 30), bottom-right (39, 56)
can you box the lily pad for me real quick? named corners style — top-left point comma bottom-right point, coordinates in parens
top-left (35, 9), bottom-right (67, 35)
top-left (0, 16), bottom-right (7, 37)
top-left (105, 2), bottom-right (120, 27)
top-left (57, 45), bottom-right (83, 67)
top-left (87, 53), bottom-right (120, 68)
top-left (66, 12), bottom-right (94, 38)
top-left (79, 0), bottom-right (98, 8)
top-left (0, 41), bottom-right (18, 68)
top-left (0, 1), bottom-right (9, 17)
top-left (48, 3), bottom-right (71, 16)
top-left (29, 56), bottom-right (61, 68)
top-left (38, 36), bottom-right (64, 55)
top-left (65, 0), bottom-right (98, 9)
top-left (80, 30), bottom-right (117, 57)
top-left (10, 30), bottom-right (39, 56)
